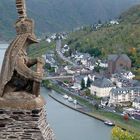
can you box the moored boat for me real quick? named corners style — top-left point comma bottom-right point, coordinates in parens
top-left (68, 97), bottom-right (73, 102)
top-left (104, 120), bottom-right (115, 126)
top-left (63, 94), bottom-right (69, 99)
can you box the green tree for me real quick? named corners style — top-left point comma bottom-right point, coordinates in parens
top-left (88, 48), bottom-right (102, 57)
top-left (94, 65), bottom-right (101, 73)
top-left (94, 103), bottom-right (99, 110)
top-left (86, 77), bottom-right (91, 87)
top-left (43, 80), bottom-right (52, 89)
top-left (112, 126), bottom-right (140, 140)
top-left (81, 78), bottom-right (85, 90)
top-left (98, 19), bottom-right (102, 24)
top-left (85, 89), bottom-right (91, 96)
top-left (69, 48), bottom-right (72, 56)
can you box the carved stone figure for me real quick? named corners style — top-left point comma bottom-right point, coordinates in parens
top-left (0, 0), bottom-right (45, 97)
top-left (0, 1), bottom-right (55, 139)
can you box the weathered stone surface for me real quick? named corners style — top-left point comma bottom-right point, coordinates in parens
top-left (0, 0), bottom-right (45, 98)
top-left (0, 92), bottom-right (45, 110)
top-left (0, 107), bottom-right (55, 140)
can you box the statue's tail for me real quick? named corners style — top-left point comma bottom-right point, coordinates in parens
top-left (16, 0), bottom-right (27, 19)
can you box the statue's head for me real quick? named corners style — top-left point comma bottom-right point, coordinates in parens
top-left (15, 18), bottom-right (38, 43)
top-left (15, 0), bottom-right (38, 43)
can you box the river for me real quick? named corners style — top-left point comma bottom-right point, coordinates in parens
top-left (0, 44), bottom-right (112, 140)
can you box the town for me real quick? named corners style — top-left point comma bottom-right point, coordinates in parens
top-left (43, 30), bottom-right (140, 121)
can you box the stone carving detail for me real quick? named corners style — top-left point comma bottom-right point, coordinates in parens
top-left (0, 0), bottom-right (55, 139)
top-left (16, 0), bottom-right (27, 19)
top-left (0, 0), bottom-right (44, 97)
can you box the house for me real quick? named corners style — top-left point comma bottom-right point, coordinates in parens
top-left (71, 83), bottom-right (81, 91)
top-left (95, 24), bottom-right (102, 29)
top-left (90, 77), bottom-right (115, 97)
top-left (111, 73), bottom-right (138, 87)
top-left (62, 44), bottom-right (69, 54)
top-left (55, 67), bottom-right (67, 75)
top-left (109, 87), bottom-right (140, 106)
top-left (99, 62), bottom-right (108, 68)
top-left (133, 97), bottom-right (140, 109)
top-left (64, 66), bottom-right (75, 74)
top-left (46, 38), bottom-right (51, 43)
top-left (50, 34), bottom-right (57, 40)
top-left (123, 108), bottom-right (136, 115)
top-left (110, 20), bottom-right (119, 25)
top-left (72, 75), bottom-right (85, 91)
top-left (73, 52), bottom-right (93, 67)
top-left (98, 60), bottom-right (108, 68)
top-left (121, 71), bottom-right (135, 79)
top-left (45, 52), bottom-right (55, 64)
top-left (108, 54), bottom-right (131, 75)
top-left (101, 97), bottom-right (109, 106)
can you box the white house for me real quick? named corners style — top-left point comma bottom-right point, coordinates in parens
top-left (71, 83), bottom-right (81, 91)
top-left (122, 71), bottom-right (135, 80)
top-left (133, 97), bottom-right (140, 109)
top-left (50, 34), bottom-right (57, 40)
top-left (109, 87), bottom-right (140, 106)
top-left (111, 73), bottom-right (136, 87)
top-left (99, 62), bottom-right (108, 68)
top-left (46, 38), bottom-right (51, 43)
top-left (98, 60), bottom-right (108, 68)
top-left (64, 67), bottom-right (75, 74)
top-left (90, 77), bottom-right (115, 97)
top-left (110, 20), bottom-right (119, 25)
top-left (62, 44), bottom-right (69, 53)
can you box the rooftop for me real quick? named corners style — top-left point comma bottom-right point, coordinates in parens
top-left (111, 87), bottom-right (140, 95)
top-left (134, 97), bottom-right (140, 103)
top-left (92, 77), bottom-right (114, 88)
top-left (108, 54), bottom-right (131, 62)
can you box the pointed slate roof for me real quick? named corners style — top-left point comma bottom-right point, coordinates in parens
top-left (108, 54), bottom-right (131, 62)
top-left (92, 77), bottom-right (114, 88)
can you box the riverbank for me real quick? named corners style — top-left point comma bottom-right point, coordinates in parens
top-left (49, 92), bottom-right (105, 123)
top-left (41, 87), bottom-right (112, 140)
top-left (48, 91), bottom-right (140, 135)
top-left (45, 83), bottom-right (140, 135)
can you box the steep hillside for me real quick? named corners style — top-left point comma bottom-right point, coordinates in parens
top-left (65, 5), bottom-right (140, 69)
top-left (1, 0), bottom-right (140, 40)
top-left (120, 4), bottom-right (140, 24)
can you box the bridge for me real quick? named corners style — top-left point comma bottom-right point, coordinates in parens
top-left (43, 75), bottom-right (74, 81)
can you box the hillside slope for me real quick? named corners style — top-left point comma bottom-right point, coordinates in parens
top-left (1, 0), bottom-right (140, 40)
top-left (65, 5), bottom-right (140, 69)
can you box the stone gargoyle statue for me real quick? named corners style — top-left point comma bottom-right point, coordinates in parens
top-left (0, 0), bottom-right (45, 98)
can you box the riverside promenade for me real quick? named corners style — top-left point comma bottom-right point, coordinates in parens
top-left (49, 91), bottom-right (105, 122)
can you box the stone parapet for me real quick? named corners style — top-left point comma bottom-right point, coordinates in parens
top-left (0, 106), bottom-right (55, 140)
top-left (0, 92), bottom-right (45, 110)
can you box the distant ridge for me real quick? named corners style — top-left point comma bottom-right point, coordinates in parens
top-left (0, 0), bottom-right (140, 40)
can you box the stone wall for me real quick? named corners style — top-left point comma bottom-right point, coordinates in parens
top-left (0, 106), bottom-right (55, 140)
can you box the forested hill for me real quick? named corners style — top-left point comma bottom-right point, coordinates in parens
top-left (1, 0), bottom-right (140, 40)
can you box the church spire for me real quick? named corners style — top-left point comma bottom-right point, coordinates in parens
top-left (16, 0), bottom-right (27, 19)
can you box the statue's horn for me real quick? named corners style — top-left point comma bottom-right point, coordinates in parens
top-left (16, 0), bottom-right (27, 19)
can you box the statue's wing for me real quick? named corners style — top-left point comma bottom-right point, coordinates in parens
top-left (16, 0), bottom-right (27, 19)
